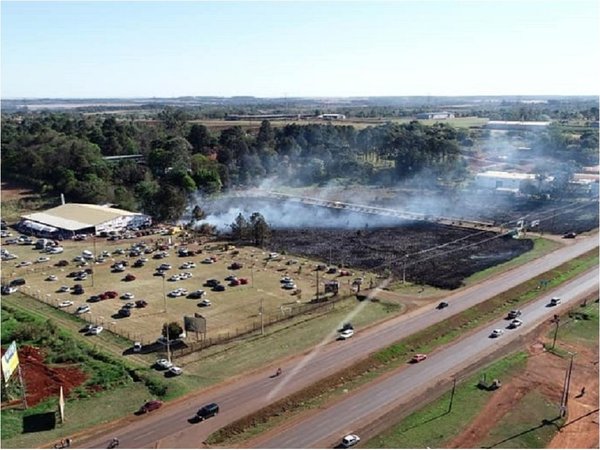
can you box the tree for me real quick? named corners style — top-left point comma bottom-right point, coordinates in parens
top-left (162, 322), bottom-right (183, 339)
top-left (249, 212), bottom-right (270, 246)
top-left (187, 124), bottom-right (216, 154)
top-left (230, 213), bottom-right (249, 241)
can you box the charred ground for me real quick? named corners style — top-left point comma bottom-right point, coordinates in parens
top-left (267, 223), bottom-right (533, 290)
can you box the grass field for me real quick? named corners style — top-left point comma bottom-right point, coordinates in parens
top-left (3, 237), bottom-right (378, 346)
top-left (364, 352), bottom-right (529, 448)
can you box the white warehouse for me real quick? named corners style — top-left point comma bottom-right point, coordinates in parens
top-left (474, 171), bottom-right (537, 191)
top-left (18, 203), bottom-right (152, 238)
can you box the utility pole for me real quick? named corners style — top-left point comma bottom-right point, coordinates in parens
top-left (166, 324), bottom-right (171, 363)
top-left (259, 298), bottom-right (264, 335)
top-left (551, 315), bottom-right (560, 349)
top-left (162, 273), bottom-right (167, 313)
top-left (18, 365), bottom-right (28, 409)
top-left (559, 353), bottom-right (575, 417)
top-left (448, 377), bottom-right (457, 413)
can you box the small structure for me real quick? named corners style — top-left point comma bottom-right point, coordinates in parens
top-left (474, 171), bottom-right (536, 191)
top-left (318, 114), bottom-right (346, 120)
top-left (416, 111), bottom-right (455, 120)
top-left (485, 120), bottom-right (551, 131)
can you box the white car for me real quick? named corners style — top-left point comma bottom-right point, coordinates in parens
top-left (509, 319), bottom-right (523, 328)
top-left (58, 300), bottom-right (74, 308)
top-left (58, 285), bottom-right (71, 293)
top-left (155, 358), bottom-right (174, 369)
top-left (280, 276), bottom-right (294, 283)
top-left (168, 289), bottom-right (186, 297)
top-left (201, 258), bottom-right (214, 264)
top-left (168, 275), bottom-right (181, 282)
top-left (180, 262), bottom-right (196, 269)
top-left (180, 272), bottom-right (192, 279)
top-left (2, 286), bottom-right (18, 294)
top-left (338, 329), bottom-right (354, 340)
top-left (282, 282), bottom-right (297, 290)
top-left (490, 329), bottom-right (504, 338)
top-left (198, 299), bottom-right (212, 307)
top-left (550, 297), bottom-right (561, 306)
top-left (48, 246), bottom-right (64, 254)
top-left (168, 366), bottom-right (183, 376)
top-left (36, 256), bottom-right (50, 263)
top-left (16, 261), bottom-right (33, 268)
top-left (88, 325), bottom-right (103, 335)
top-left (342, 434), bottom-right (360, 448)
top-left (121, 292), bottom-right (135, 300)
top-left (46, 275), bottom-right (58, 281)
top-left (75, 305), bottom-right (91, 314)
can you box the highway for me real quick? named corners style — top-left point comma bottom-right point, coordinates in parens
top-left (253, 267), bottom-right (599, 448)
top-left (76, 235), bottom-right (598, 448)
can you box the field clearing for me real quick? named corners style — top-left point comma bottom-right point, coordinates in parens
top-left (2, 236), bottom-right (376, 345)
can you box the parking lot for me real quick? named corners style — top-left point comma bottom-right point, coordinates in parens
top-left (2, 233), bottom-right (367, 345)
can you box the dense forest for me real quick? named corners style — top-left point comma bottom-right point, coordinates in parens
top-left (1, 108), bottom-right (597, 222)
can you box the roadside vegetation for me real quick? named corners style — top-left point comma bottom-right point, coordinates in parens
top-left (206, 250), bottom-right (598, 445)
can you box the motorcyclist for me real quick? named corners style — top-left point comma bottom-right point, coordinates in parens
top-left (109, 438), bottom-right (119, 448)
top-left (276, 367), bottom-right (282, 376)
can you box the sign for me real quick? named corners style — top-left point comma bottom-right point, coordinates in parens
top-left (184, 315), bottom-right (206, 333)
top-left (58, 386), bottom-right (65, 423)
top-left (1, 341), bottom-right (20, 385)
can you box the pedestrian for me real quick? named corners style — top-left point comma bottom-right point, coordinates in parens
top-left (580, 386), bottom-right (586, 396)
top-left (66, 438), bottom-right (72, 448)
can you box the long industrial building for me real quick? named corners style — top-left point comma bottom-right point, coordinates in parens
top-left (17, 203), bottom-right (151, 238)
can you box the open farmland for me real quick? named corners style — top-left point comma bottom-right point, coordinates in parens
top-left (1, 236), bottom-right (371, 346)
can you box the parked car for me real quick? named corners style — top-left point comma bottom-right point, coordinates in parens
top-left (338, 329), bottom-right (354, 340)
top-left (36, 256), bottom-right (50, 263)
top-left (1, 285), bottom-right (18, 295)
top-left (75, 305), bottom-right (91, 314)
top-left (88, 325), bottom-right (103, 335)
top-left (118, 308), bottom-right (131, 317)
top-left (135, 300), bottom-right (148, 308)
top-left (58, 285), bottom-right (71, 293)
top-left (58, 300), bottom-right (74, 308)
top-left (16, 261), bottom-right (33, 268)
top-left (196, 403), bottom-right (219, 421)
top-left (490, 329), bottom-right (504, 338)
top-left (205, 279), bottom-right (220, 287)
top-left (155, 358), bottom-right (173, 370)
top-left (104, 291), bottom-right (118, 299)
top-left (549, 297), bottom-right (561, 306)
top-left (187, 290), bottom-right (205, 299)
top-left (121, 292), bottom-right (135, 300)
top-left (55, 259), bottom-right (69, 266)
top-left (46, 275), bottom-right (58, 281)
top-left (133, 342), bottom-right (142, 352)
top-left (282, 282), bottom-right (296, 290)
top-left (212, 284), bottom-right (226, 292)
top-left (167, 366), bottom-right (183, 376)
top-left (198, 299), bottom-right (212, 307)
top-left (158, 263), bottom-right (172, 271)
top-left (73, 284), bottom-right (85, 295)
top-left (10, 278), bottom-right (26, 286)
top-left (341, 434), bottom-right (360, 448)
top-left (124, 274), bottom-right (136, 281)
top-left (411, 353), bottom-right (427, 363)
top-left (137, 400), bottom-right (163, 414)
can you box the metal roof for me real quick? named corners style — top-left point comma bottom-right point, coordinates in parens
top-left (22, 203), bottom-right (144, 231)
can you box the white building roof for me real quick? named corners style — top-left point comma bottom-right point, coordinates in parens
top-left (22, 203), bottom-right (145, 231)
top-left (476, 171), bottom-right (536, 180)
top-left (486, 121), bottom-right (551, 127)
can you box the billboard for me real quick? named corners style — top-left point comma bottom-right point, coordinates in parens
top-left (184, 315), bottom-right (206, 333)
top-left (2, 341), bottom-right (20, 385)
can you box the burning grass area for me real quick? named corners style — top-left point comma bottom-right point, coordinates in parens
top-left (268, 223), bottom-right (533, 290)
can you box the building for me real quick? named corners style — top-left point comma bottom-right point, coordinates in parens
top-left (474, 171), bottom-right (536, 191)
top-left (416, 112), bottom-right (455, 120)
top-left (17, 203), bottom-right (151, 238)
top-left (318, 114), bottom-right (346, 120)
top-left (485, 121), bottom-right (551, 131)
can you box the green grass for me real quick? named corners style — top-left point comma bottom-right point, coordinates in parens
top-left (464, 237), bottom-right (562, 285)
top-left (364, 352), bottom-right (529, 448)
top-left (553, 302), bottom-right (599, 347)
top-left (478, 390), bottom-right (562, 448)
top-left (1, 383), bottom-right (151, 449)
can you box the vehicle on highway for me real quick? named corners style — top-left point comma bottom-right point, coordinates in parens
top-left (155, 359), bottom-right (173, 370)
top-left (549, 297), bottom-right (561, 306)
top-left (341, 434), bottom-right (360, 447)
top-left (437, 301), bottom-right (449, 309)
top-left (490, 329), bottom-right (504, 338)
top-left (410, 353), bottom-right (427, 363)
top-left (75, 305), bottom-right (91, 314)
top-left (58, 300), bottom-right (74, 308)
top-left (196, 402), bottom-right (219, 421)
top-left (137, 400), bottom-right (163, 414)
top-left (338, 322), bottom-right (353, 332)
top-left (508, 319), bottom-right (523, 329)
top-left (338, 329), bottom-right (354, 340)
top-left (168, 366), bottom-right (183, 376)
top-left (507, 309), bottom-right (522, 319)
top-left (562, 231), bottom-right (577, 239)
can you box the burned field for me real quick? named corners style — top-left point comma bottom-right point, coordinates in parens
top-left (268, 222), bottom-right (533, 290)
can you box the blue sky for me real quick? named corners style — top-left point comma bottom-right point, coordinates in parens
top-left (1, 1), bottom-right (599, 98)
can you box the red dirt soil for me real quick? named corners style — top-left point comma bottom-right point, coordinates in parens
top-left (5, 346), bottom-right (88, 407)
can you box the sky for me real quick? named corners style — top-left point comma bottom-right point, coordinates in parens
top-left (1, 0), bottom-right (599, 98)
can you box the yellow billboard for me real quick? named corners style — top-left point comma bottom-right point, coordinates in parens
top-left (2, 341), bottom-right (20, 385)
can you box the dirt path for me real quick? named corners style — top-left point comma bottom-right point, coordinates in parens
top-left (447, 324), bottom-right (599, 449)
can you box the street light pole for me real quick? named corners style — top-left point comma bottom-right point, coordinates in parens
top-left (162, 273), bottom-right (167, 314)
top-left (551, 315), bottom-right (560, 349)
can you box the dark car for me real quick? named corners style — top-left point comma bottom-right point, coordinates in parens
top-left (137, 400), bottom-right (163, 414)
top-left (135, 300), bottom-right (148, 308)
top-left (196, 403), bottom-right (219, 421)
top-left (339, 322), bottom-right (353, 332)
top-left (212, 284), bottom-right (226, 292)
top-left (187, 290), bottom-right (205, 299)
top-left (437, 302), bottom-right (449, 309)
top-left (118, 308), bottom-right (131, 317)
top-left (205, 279), bottom-right (220, 288)
top-left (73, 284), bottom-right (85, 295)
top-left (562, 232), bottom-right (577, 239)
top-left (9, 278), bottom-right (26, 286)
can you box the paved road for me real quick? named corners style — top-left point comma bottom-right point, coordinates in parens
top-left (253, 267), bottom-right (599, 448)
top-left (77, 235), bottom-right (598, 449)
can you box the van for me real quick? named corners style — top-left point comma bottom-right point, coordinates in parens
top-left (196, 402), bottom-right (219, 420)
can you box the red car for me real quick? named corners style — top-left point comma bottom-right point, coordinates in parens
top-left (239, 278), bottom-right (249, 285)
top-left (124, 274), bottom-right (136, 282)
top-left (137, 400), bottom-right (163, 414)
top-left (410, 354), bottom-right (427, 363)
top-left (135, 300), bottom-right (148, 308)
top-left (104, 291), bottom-right (118, 299)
